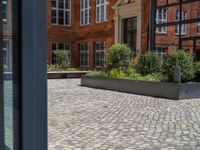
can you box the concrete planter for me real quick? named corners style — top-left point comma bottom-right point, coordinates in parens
top-left (81, 76), bottom-right (200, 100)
top-left (48, 71), bottom-right (90, 79)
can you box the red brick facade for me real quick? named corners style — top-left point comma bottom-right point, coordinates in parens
top-left (154, 0), bottom-right (200, 54)
top-left (48, 0), bottom-right (117, 69)
top-left (48, 0), bottom-right (200, 69)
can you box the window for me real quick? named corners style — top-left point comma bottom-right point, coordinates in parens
top-left (175, 9), bottom-right (187, 35)
top-left (2, 0), bottom-right (7, 21)
top-left (3, 40), bottom-right (9, 67)
top-left (51, 0), bottom-right (71, 26)
top-left (95, 42), bottom-right (106, 67)
top-left (197, 12), bottom-right (200, 34)
top-left (154, 47), bottom-right (167, 60)
top-left (96, 0), bottom-right (108, 23)
top-left (80, 0), bottom-right (91, 25)
top-left (156, 9), bottom-right (167, 33)
top-left (80, 43), bottom-right (89, 67)
top-left (52, 43), bottom-right (71, 64)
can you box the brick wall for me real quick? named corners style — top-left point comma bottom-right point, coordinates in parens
top-left (48, 0), bottom-right (200, 69)
top-left (48, 0), bottom-right (117, 69)
top-left (154, 0), bottom-right (200, 54)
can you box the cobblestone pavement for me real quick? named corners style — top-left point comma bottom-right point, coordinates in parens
top-left (48, 79), bottom-right (200, 150)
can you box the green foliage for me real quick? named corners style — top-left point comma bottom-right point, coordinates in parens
top-left (109, 68), bottom-right (127, 79)
top-left (127, 68), bottom-right (162, 82)
top-left (127, 69), bottom-right (143, 80)
top-left (196, 62), bottom-right (200, 72)
top-left (137, 51), bottom-right (161, 75)
top-left (141, 73), bottom-right (163, 82)
top-left (162, 50), bottom-right (197, 82)
top-left (105, 44), bottom-right (132, 71)
top-left (47, 65), bottom-right (80, 72)
top-left (47, 65), bottom-right (61, 72)
top-left (87, 70), bottom-right (108, 77)
top-left (53, 50), bottom-right (70, 69)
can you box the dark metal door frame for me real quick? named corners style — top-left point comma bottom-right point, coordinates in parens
top-left (150, 0), bottom-right (200, 51)
top-left (0, 0), bottom-right (47, 149)
top-left (123, 17), bottom-right (137, 50)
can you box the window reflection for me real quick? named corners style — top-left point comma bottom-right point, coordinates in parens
top-left (2, 0), bottom-right (14, 149)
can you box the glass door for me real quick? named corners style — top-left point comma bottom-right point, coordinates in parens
top-left (123, 17), bottom-right (137, 51)
top-left (1, 0), bottom-right (20, 149)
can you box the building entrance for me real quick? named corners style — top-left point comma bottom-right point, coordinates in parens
top-left (123, 17), bottom-right (137, 51)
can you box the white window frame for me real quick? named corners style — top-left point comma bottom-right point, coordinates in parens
top-left (3, 40), bottom-right (9, 67)
top-left (175, 9), bottom-right (187, 35)
top-left (51, 0), bottom-right (71, 26)
top-left (95, 42), bottom-right (106, 68)
top-left (80, 43), bottom-right (89, 67)
top-left (154, 47), bottom-right (167, 60)
top-left (51, 42), bottom-right (71, 65)
top-left (156, 9), bottom-right (167, 33)
top-left (2, 0), bottom-right (7, 22)
top-left (96, 0), bottom-right (108, 23)
top-left (80, 0), bottom-right (91, 26)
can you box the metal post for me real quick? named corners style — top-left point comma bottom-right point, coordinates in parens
top-left (174, 65), bottom-right (182, 83)
top-left (150, 0), bottom-right (156, 51)
top-left (178, 0), bottom-right (183, 49)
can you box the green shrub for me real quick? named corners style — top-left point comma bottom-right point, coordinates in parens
top-left (128, 69), bottom-right (143, 80)
top-left (47, 65), bottom-right (61, 72)
top-left (162, 50), bottom-right (197, 82)
top-left (127, 68), bottom-right (162, 82)
top-left (137, 51), bottom-right (161, 75)
top-left (109, 68), bottom-right (126, 79)
top-left (141, 73), bottom-right (163, 82)
top-left (53, 50), bottom-right (70, 69)
top-left (64, 68), bottom-right (80, 71)
top-left (196, 62), bottom-right (200, 72)
top-left (105, 44), bottom-right (132, 71)
top-left (88, 71), bottom-right (108, 77)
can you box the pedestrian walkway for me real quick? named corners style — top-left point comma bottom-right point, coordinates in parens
top-left (48, 79), bottom-right (200, 150)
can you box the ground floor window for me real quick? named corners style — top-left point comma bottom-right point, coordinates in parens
top-left (3, 40), bottom-right (9, 70)
top-left (154, 47), bottom-right (167, 60)
top-left (80, 43), bottom-right (89, 67)
top-left (95, 42), bottom-right (106, 67)
top-left (52, 43), bottom-right (71, 64)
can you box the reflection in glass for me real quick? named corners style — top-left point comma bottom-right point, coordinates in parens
top-left (2, 0), bottom-right (14, 149)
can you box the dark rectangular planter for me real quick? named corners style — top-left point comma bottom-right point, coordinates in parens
top-left (81, 76), bottom-right (200, 100)
top-left (48, 71), bottom-right (90, 79)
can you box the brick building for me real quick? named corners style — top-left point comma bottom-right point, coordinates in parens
top-left (48, 0), bottom-right (200, 69)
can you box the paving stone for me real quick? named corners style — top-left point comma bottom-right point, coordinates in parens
top-left (48, 79), bottom-right (200, 150)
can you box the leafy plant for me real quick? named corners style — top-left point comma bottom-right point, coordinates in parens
top-left (127, 68), bottom-right (162, 82)
top-left (105, 44), bottom-right (132, 71)
top-left (141, 73), bottom-right (163, 82)
top-left (162, 50), bottom-right (197, 82)
top-left (47, 65), bottom-right (61, 72)
top-left (137, 51), bottom-right (161, 75)
top-left (109, 68), bottom-right (126, 79)
top-left (47, 65), bottom-right (80, 72)
top-left (53, 50), bottom-right (71, 69)
top-left (88, 70), bottom-right (108, 77)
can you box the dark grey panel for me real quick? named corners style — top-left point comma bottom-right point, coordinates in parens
top-left (21, 0), bottom-right (47, 149)
top-left (82, 76), bottom-right (200, 100)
